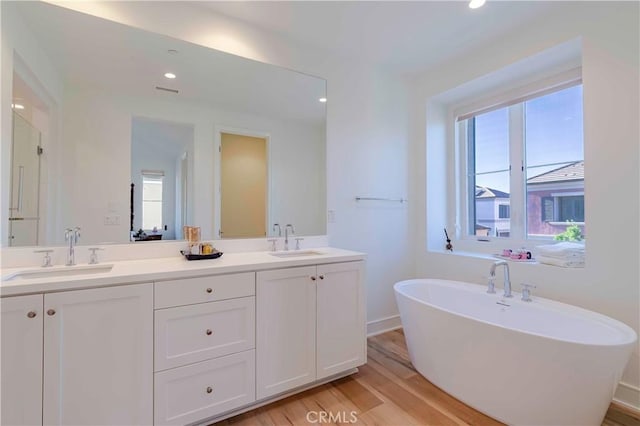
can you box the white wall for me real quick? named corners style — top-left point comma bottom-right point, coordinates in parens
top-left (52, 1), bottom-right (412, 332)
top-left (411, 2), bottom-right (639, 408)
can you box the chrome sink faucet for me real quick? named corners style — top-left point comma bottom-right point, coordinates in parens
top-left (64, 227), bottom-right (81, 266)
top-left (284, 224), bottom-right (295, 251)
top-left (489, 260), bottom-right (512, 298)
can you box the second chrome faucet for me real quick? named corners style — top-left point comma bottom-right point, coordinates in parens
top-left (488, 260), bottom-right (512, 298)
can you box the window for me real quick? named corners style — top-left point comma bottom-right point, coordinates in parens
top-left (498, 204), bottom-right (510, 219)
top-left (142, 171), bottom-right (164, 230)
top-left (542, 195), bottom-right (585, 222)
top-left (460, 83), bottom-right (584, 241)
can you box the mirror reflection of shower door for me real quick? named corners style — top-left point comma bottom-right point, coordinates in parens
top-left (9, 112), bottom-right (41, 246)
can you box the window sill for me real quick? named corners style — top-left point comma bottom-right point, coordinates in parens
top-left (428, 249), bottom-right (539, 264)
top-left (548, 221), bottom-right (585, 226)
top-left (427, 249), bottom-right (588, 269)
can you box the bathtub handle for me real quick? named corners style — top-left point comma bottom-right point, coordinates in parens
top-left (520, 283), bottom-right (537, 302)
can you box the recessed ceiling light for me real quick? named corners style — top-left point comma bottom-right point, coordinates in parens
top-left (469, 0), bottom-right (486, 9)
top-left (12, 103), bottom-right (25, 110)
top-left (164, 72), bottom-right (177, 79)
top-left (319, 98), bottom-right (327, 103)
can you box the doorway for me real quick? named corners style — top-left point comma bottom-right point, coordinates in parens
top-left (130, 117), bottom-right (194, 241)
top-left (219, 132), bottom-right (268, 238)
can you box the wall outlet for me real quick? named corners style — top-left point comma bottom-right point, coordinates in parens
top-left (104, 215), bottom-right (120, 226)
top-left (327, 210), bottom-right (336, 223)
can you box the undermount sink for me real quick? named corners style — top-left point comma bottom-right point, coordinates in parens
top-left (2, 264), bottom-right (114, 282)
top-left (269, 250), bottom-right (324, 258)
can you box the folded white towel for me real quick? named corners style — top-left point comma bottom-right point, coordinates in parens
top-left (538, 255), bottom-right (585, 268)
top-left (535, 250), bottom-right (584, 260)
top-left (537, 242), bottom-right (585, 259)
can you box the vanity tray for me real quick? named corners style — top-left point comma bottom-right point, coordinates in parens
top-left (180, 250), bottom-right (223, 261)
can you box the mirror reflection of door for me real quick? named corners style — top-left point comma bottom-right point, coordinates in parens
top-left (220, 133), bottom-right (267, 238)
top-left (9, 112), bottom-right (41, 246)
top-left (131, 117), bottom-right (194, 241)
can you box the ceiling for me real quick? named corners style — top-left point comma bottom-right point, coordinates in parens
top-left (14, 2), bottom-right (327, 125)
top-left (132, 117), bottom-right (193, 158)
top-left (194, 1), bottom-right (556, 74)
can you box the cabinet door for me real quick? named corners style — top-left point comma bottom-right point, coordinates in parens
top-left (256, 266), bottom-right (316, 399)
top-left (43, 284), bottom-right (153, 425)
top-left (316, 261), bottom-right (366, 379)
top-left (1, 294), bottom-right (43, 426)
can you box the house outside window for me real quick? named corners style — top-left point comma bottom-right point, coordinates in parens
top-left (460, 82), bottom-right (584, 241)
top-left (498, 204), bottom-right (510, 219)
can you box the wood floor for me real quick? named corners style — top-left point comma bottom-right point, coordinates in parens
top-left (216, 329), bottom-right (640, 426)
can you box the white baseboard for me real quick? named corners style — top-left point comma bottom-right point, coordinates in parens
top-left (614, 381), bottom-right (640, 412)
top-left (367, 315), bottom-right (402, 337)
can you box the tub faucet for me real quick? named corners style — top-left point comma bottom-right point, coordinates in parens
top-left (65, 227), bottom-right (81, 266)
top-left (284, 224), bottom-right (295, 251)
top-left (489, 260), bottom-right (512, 298)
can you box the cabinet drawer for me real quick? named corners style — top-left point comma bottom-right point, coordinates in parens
top-left (155, 297), bottom-right (255, 371)
top-left (154, 350), bottom-right (255, 426)
top-left (154, 272), bottom-right (254, 309)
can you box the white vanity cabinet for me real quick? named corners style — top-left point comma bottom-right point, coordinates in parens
top-left (1, 284), bottom-right (153, 426)
top-left (1, 294), bottom-right (44, 426)
top-left (1, 248), bottom-right (366, 426)
top-left (256, 261), bottom-right (365, 399)
top-left (153, 272), bottom-right (256, 426)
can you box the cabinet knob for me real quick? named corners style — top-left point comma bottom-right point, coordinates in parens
top-left (319, 275), bottom-right (325, 280)
top-left (206, 329), bottom-right (213, 336)
top-left (206, 288), bottom-right (213, 294)
top-left (47, 309), bottom-right (56, 316)
top-left (310, 276), bottom-right (316, 281)
top-left (206, 386), bottom-right (213, 394)
top-left (27, 311), bottom-right (37, 318)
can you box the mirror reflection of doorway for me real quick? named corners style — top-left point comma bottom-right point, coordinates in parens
top-left (9, 112), bottom-right (41, 246)
top-left (130, 117), bottom-right (194, 241)
top-left (220, 132), bottom-right (267, 238)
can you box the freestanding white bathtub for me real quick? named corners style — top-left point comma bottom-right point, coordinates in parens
top-left (394, 279), bottom-right (637, 426)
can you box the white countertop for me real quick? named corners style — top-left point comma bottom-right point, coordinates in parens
top-left (0, 247), bottom-right (365, 297)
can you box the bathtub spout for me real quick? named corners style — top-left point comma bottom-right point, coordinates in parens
top-left (490, 260), bottom-right (512, 298)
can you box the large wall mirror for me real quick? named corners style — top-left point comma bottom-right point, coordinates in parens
top-left (1, 1), bottom-right (326, 247)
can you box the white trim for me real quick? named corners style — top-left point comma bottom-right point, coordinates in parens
top-left (550, 191), bottom-right (584, 197)
top-left (213, 125), bottom-right (272, 239)
top-left (454, 68), bottom-right (582, 121)
top-left (366, 314), bottom-right (402, 337)
top-left (509, 103), bottom-right (525, 240)
top-left (614, 381), bottom-right (640, 412)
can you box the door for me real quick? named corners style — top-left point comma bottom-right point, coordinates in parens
top-left (43, 284), bottom-right (153, 425)
top-left (316, 261), bottom-right (366, 379)
top-left (1, 294), bottom-right (44, 426)
top-left (220, 132), bottom-right (267, 238)
top-left (9, 112), bottom-right (41, 246)
top-left (256, 266), bottom-right (316, 399)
